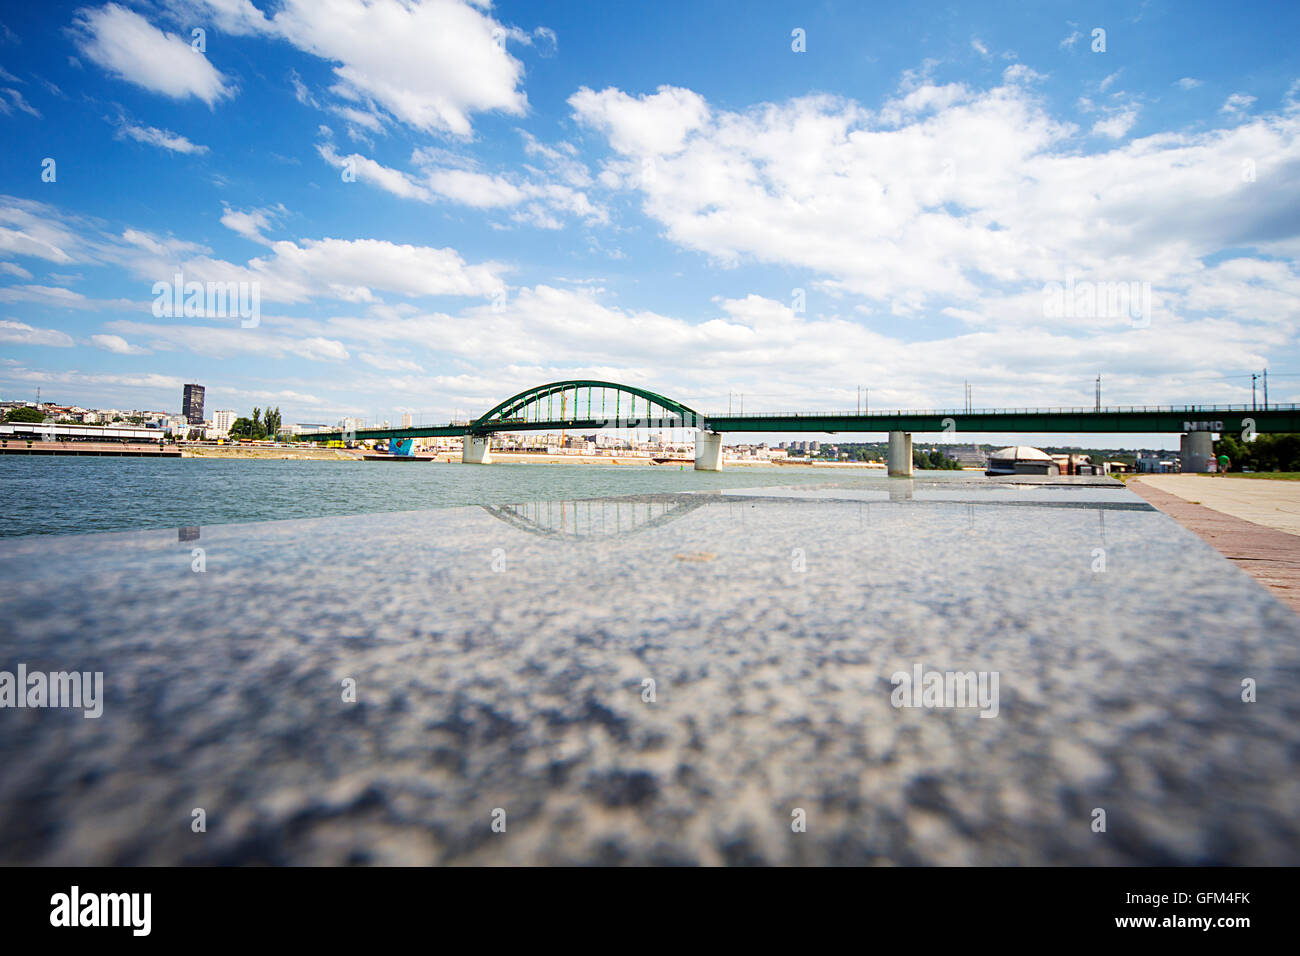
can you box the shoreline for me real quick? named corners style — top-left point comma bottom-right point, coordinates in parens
top-left (175, 446), bottom-right (895, 467)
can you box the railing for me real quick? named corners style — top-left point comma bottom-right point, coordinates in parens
top-left (704, 403), bottom-right (1299, 419)
top-left (301, 402), bottom-right (1298, 434)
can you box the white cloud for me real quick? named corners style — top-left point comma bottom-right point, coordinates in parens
top-left (0, 87), bottom-right (40, 117)
top-left (90, 332), bottom-right (149, 354)
top-left (0, 284), bottom-right (91, 308)
top-left (566, 71), bottom-right (1300, 358)
top-left (360, 352), bottom-right (422, 372)
top-left (568, 85), bottom-right (710, 155)
top-left (219, 204), bottom-right (284, 242)
top-left (259, 0), bottom-right (531, 135)
top-left (107, 320), bottom-right (351, 361)
top-left (264, 279), bottom-right (1296, 416)
top-left (71, 3), bottom-right (234, 105)
top-left (316, 140), bottom-right (606, 226)
top-left (0, 197), bottom-right (82, 263)
top-left (1002, 64), bottom-right (1045, 85)
top-left (1059, 29), bottom-right (1082, 49)
top-left (1222, 93), bottom-right (1257, 115)
top-left (0, 319), bottom-right (76, 347)
top-left (1092, 106), bottom-right (1139, 138)
top-left (0, 262), bottom-right (33, 279)
top-left (2, 195), bottom-right (511, 312)
top-left (240, 237), bottom-right (507, 302)
top-left (1176, 77), bottom-right (1202, 91)
top-left (117, 121), bottom-right (209, 154)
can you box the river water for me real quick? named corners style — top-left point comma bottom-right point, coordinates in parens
top-left (0, 457), bottom-right (925, 537)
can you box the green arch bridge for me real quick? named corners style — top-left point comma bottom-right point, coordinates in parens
top-left (303, 379), bottom-right (1299, 474)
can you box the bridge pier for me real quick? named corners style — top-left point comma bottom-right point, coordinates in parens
top-left (461, 435), bottom-right (492, 464)
top-left (694, 431), bottom-right (723, 471)
top-left (1180, 431), bottom-right (1214, 473)
top-left (887, 431), bottom-right (913, 477)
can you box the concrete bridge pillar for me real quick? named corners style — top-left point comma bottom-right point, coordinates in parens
top-left (1180, 431), bottom-right (1214, 473)
top-left (887, 431), bottom-right (913, 477)
top-left (694, 431), bottom-right (723, 471)
top-left (461, 435), bottom-right (492, 464)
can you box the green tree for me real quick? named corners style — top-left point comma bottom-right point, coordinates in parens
top-left (227, 416), bottom-right (260, 440)
top-left (1216, 432), bottom-right (1300, 472)
top-left (3, 406), bottom-right (46, 423)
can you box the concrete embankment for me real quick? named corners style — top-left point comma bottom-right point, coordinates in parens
top-left (0, 440), bottom-right (180, 457)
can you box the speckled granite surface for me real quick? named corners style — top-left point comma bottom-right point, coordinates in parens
top-left (1, 479), bottom-right (1298, 865)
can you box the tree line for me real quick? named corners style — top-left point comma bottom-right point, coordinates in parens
top-left (228, 407), bottom-right (282, 441)
top-left (1214, 433), bottom-right (1300, 472)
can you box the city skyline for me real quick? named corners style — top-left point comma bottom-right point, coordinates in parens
top-left (0, 1), bottom-right (1298, 451)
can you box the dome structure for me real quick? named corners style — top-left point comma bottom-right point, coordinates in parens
top-left (989, 446), bottom-right (1054, 462)
top-left (986, 445), bottom-right (1059, 476)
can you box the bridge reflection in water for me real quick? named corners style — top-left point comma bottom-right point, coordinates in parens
top-left (481, 486), bottom-right (1148, 542)
top-left (482, 496), bottom-right (707, 540)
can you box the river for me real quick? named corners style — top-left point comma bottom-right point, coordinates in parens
top-left (1, 456), bottom-right (916, 537)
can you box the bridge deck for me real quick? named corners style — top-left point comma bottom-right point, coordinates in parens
top-left (303, 404), bottom-right (1300, 443)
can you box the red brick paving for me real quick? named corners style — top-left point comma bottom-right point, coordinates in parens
top-left (1128, 478), bottom-right (1300, 614)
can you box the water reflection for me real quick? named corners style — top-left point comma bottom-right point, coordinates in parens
top-left (484, 487), bottom-right (1150, 543)
top-left (482, 496), bottom-right (706, 539)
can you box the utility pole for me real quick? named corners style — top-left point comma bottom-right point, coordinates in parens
top-left (1264, 368), bottom-right (1269, 409)
top-left (1095, 374), bottom-right (1101, 412)
top-left (1252, 373), bottom-right (1258, 410)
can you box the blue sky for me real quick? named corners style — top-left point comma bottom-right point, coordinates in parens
top-left (1, 0), bottom-right (1298, 447)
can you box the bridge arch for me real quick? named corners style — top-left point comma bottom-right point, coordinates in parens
top-left (472, 380), bottom-right (702, 432)
top-left (482, 496), bottom-right (707, 539)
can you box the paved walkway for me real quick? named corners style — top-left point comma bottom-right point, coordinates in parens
top-left (1129, 477), bottom-right (1300, 613)
top-left (1135, 475), bottom-right (1300, 535)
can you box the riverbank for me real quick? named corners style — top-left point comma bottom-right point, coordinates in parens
top-left (0, 440), bottom-right (179, 457)
top-left (176, 446), bottom-right (894, 467)
top-left (1128, 475), bottom-right (1300, 613)
top-left (182, 445), bottom-right (361, 460)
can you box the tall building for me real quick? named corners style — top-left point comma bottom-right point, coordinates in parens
top-left (212, 409), bottom-right (236, 436)
top-left (401, 413), bottom-right (412, 428)
top-left (182, 384), bottom-right (205, 424)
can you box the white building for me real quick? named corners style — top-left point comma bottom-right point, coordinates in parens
top-left (212, 409), bottom-right (236, 437)
top-left (986, 446), bottom-right (1059, 476)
